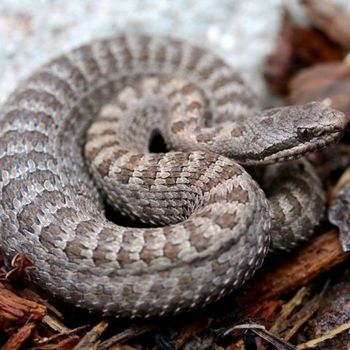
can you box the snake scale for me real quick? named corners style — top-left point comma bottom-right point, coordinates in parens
top-left (0, 35), bottom-right (347, 318)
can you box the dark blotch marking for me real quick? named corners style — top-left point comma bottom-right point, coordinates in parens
top-left (231, 125), bottom-right (245, 137)
top-left (215, 213), bottom-right (237, 229)
top-left (171, 121), bottom-right (185, 134)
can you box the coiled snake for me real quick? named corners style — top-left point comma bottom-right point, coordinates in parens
top-left (0, 35), bottom-right (346, 318)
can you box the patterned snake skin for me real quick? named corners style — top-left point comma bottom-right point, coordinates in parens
top-left (0, 35), bottom-right (347, 318)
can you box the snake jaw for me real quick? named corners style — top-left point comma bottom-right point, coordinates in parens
top-left (245, 104), bottom-right (348, 165)
top-left (242, 123), bottom-right (346, 166)
top-left (262, 128), bottom-right (346, 164)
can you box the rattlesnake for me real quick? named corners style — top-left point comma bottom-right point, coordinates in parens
top-left (0, 35), bottom-right (346, 318)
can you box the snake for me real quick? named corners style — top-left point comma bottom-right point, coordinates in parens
top-left (0, 34), bottom-right (346, 318)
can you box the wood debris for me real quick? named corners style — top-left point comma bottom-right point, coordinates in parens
top-left (293, 26), bottom-right (345, 65)
top-left (1, 322), bottom-right (36, 350)
top-left (288, 59), bottom-right (350, 120)
top-left (73, 321), bottom-right (108, 350)
top-left (263, 8), bottom-right (296, 95)
top-left (237, 230), bottom-right (349, 307)
top-left (1, 253), bottom-right (35, 282)
top-left (0, 287), bottom-right (46, 327)
top-left (297, 321), bottom-right (350, 350)
top-left (300, 0), bottom-right (350, 48)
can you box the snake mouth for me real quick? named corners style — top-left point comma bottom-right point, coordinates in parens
top-left (248, 107), bottom-right (348, 165)
top-left (262, 128), bottom-right (346, 164)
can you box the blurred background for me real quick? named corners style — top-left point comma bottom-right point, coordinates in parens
top-left (0, 0), bottom-right (347, 107)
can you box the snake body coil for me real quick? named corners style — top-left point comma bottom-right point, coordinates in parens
top-left (0, 35), bottom-right (346, 317)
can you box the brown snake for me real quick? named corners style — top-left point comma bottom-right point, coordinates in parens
top-left (0, 35), bottom-right (347, 318)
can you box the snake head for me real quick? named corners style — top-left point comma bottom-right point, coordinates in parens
top-left (249, 101), bottom-right (347, 164)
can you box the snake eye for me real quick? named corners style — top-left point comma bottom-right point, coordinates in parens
top-left (297, 128), bottom-right (313, 140)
